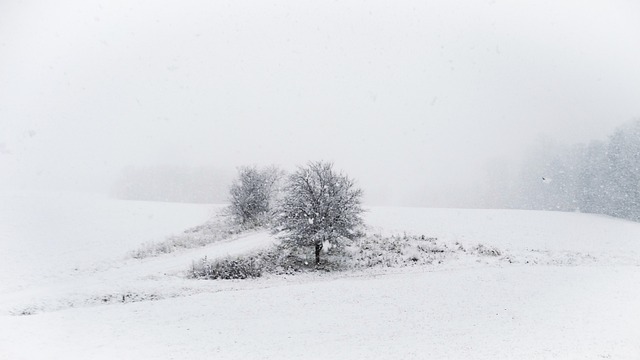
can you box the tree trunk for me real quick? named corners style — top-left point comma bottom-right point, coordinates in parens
top-left (315, 242), bottom-right (323, 265)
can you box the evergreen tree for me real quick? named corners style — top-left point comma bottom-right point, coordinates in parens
top-left (607, 120), bottom-right (640, 221)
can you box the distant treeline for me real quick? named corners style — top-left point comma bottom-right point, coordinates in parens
top-left (110, 166), bottom-right (233, 204)
top-left (484, 119), bottom-right (640, 221)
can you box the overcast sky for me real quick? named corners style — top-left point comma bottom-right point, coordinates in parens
top-left (1, 0), bottom-right (639, 205)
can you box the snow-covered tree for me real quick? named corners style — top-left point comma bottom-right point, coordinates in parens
top-left (228, 166), bottom-right (283, 227)
top-left (506, 119), bottom-right (640, 222)
top-left (606, 120), bottom-right (640, 221)
top-left (576, 140), bottom-right (609, 215)
top-left (277, 161), bottom-right (364, 265)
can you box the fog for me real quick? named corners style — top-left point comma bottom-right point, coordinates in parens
top-left (1, 0), bottom-right (639, 206)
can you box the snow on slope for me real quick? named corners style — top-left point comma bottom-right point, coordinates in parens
top-left (2, 194), bottom-right (640, 359)
top-left (0, 229), bottom-right (278, 315)
top-left (0, 193), bottom-right (278, 315)
top-left (365, 206), bottom-right (640, 263)
top-left (0, 192), bottom-right (221, 294)
top-left (3, 266), bottom-right (639, 359)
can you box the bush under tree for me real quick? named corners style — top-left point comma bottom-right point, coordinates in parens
top-left (277, 161), bottom-right (364, 265)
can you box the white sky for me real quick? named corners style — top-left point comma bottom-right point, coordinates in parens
top-left (1, 0), bottom-right (639, 205)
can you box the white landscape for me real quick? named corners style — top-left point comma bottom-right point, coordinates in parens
top-left (3, 1), bottom-right (640, 359)
top-left (1, 192), bottom-right (639, 359)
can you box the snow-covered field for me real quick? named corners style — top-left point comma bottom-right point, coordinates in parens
top-left (2, 193), bottom-right (640, 359)
top-left (0, 192), bottom-right (219, 293)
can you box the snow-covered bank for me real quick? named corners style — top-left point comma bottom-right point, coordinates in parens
top-left (2, 266), bottom-right (639, 359)
top-left (0, 230), bottom-right (278, 315)
top-left (2, 193), bottom-right (640, 359)
top-left (365, 206), bottom-right (640, 259)
top-left (0, 192), bottom-right (221, 293)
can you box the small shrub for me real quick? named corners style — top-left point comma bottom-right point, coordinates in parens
top-left (191, 255), bottom-right (262, 280)
top-left (472, 244), bottom-right (502, 257)
top-left (416, 243), bottom-right (446, 253)
top-left (347, 233), bottom-right (450, 269)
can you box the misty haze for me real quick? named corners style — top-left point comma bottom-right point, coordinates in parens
top-left (1, 0), bottom-right (640, 359)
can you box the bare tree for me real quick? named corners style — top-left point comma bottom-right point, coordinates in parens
top-left (228, 166), bottom-right (283, 227)
top-left (277, 161), bottom-right (364, 265)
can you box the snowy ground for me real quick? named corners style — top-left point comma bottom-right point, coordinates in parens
top-left (2, 193), bottom-right (640, 359)
top-left (0, 192), bottom-right (220, 293)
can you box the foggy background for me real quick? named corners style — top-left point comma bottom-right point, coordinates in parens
top-left (1, 0), bottom-right (639, 207)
